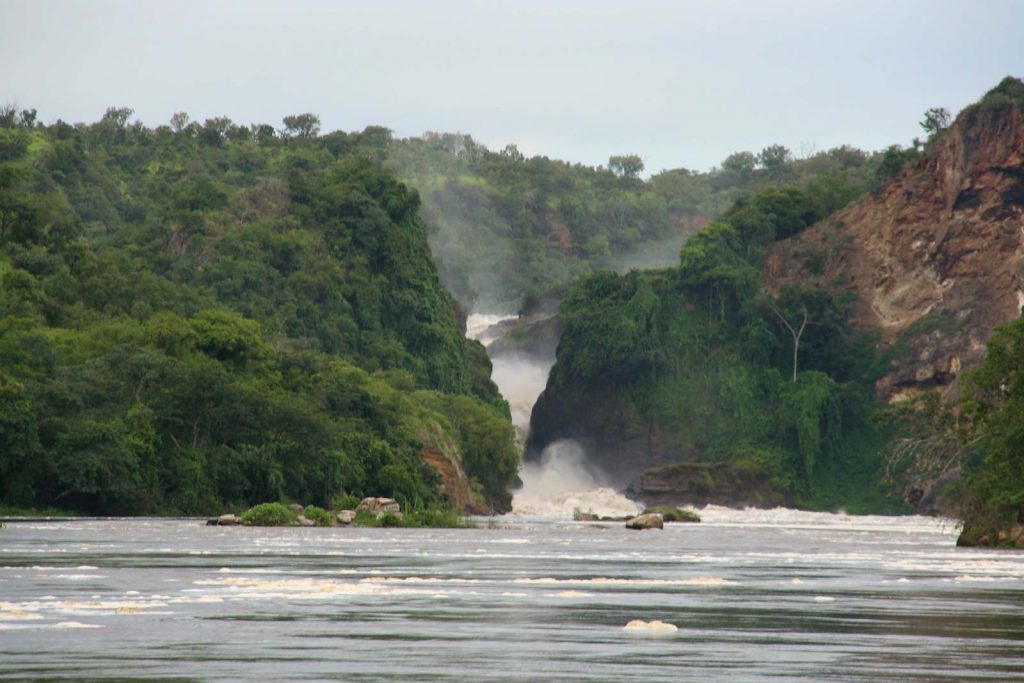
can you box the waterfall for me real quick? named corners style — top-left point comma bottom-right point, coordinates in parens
top-left (466, 314), bottom-right (642, 518)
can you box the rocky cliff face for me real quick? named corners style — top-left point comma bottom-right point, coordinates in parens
top-left (765, 102), bottom-right (1024, 400)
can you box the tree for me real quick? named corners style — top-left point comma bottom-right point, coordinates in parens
top-left (608, 154), bottom-right (644, 179)
top-left (758, 144), bottom-right (791, 174)
top-left (720, 151), bottom-right (757, 183)
top-left (282, 113), bottom-right (320, 139)
top-left (769, 300), bottom-right (808, 383)
top-left (920, 107), bottom-right (950, 136)
top-left (170, 112), bottom-right (190, 133)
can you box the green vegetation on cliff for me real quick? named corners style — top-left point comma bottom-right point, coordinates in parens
top-left (531, 177), bottom-right (899, 512)
top-left (386, 132), bottom-right (884, 312)
top-left (949, 318), bottom-right (1024, 544)
top-left (0, 108), bottom-right (518, 516)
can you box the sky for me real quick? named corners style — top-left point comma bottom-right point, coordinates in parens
top-left (1, 0), bottom-right (1022, 174)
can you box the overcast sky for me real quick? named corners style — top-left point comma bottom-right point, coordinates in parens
top-left (2, 0), bottom-right (1021, 173)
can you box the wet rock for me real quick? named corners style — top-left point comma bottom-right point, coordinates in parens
top-left (335, 510), bottom-right (357, 525)
top-left (627, 461), bottom-right (788, 510)
top-left (956, 523), bottom-right (1024, 548)
top-left (355, 497), bottom-right (401, 518)
top-left (206, 514), bottom-right (240, 526)
top-left (573, 510), bottom-right (599, 521)
top-left (625, 513), bottom-right (663, 530)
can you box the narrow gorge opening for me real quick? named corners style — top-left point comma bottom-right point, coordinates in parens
top-left (466, 314), bottom-right (641, 518)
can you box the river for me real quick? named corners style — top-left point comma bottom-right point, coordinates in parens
top-left (2, 510), bottom-right (1023, 681)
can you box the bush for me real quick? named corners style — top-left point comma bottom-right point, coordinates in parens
top-left (377, 512), bottom-right (403, 527)
top-left (330, 493), bottom-right (362, 511)
top-left (240, 502), bottom-right (297, 526)
top-left (303, 505), bottom-right (332, 527)
top-left (643, 506), bottom-right (701, 523)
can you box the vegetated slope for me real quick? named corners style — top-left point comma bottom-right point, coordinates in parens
top-left (765, 79), bottom-right (1024, 403)
top-left (764, 78), bottom-right (1024, 516)
top-left (527, 78), bottom-right (1024, 516)
top-left (386, 133), bottom-right (882, 313)
top-left (0, 109), bottom-right (517, 515)
top-left (526, 177), bottom-right (890, 512)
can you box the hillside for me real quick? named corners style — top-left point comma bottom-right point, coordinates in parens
top-left (526, 78), bottom-right (1024, 515)
top-left (0, 110), bottom-right (518, 515)
top-left (386, 132), bottom-right (882, 313)
top-left (765, 81), bottom-right (1024, 401)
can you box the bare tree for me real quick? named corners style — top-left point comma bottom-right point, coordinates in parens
top-left (770, 303), bottom-right (808, 383)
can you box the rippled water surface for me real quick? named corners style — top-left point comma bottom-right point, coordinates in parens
top-left (2, 510), bottom-right (1023, 681)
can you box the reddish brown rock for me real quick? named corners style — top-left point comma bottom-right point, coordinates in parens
top-left (765, 102), bottom-right (1024, 400)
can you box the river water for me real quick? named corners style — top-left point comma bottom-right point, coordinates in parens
top-left (2, 510), bottom-right (1023, 681)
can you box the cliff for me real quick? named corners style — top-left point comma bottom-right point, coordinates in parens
top-left (765, 100), bottom-right (1024, 400)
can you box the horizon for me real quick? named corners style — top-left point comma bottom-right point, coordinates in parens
top-left (2, 0), bottom-right (1022, 173)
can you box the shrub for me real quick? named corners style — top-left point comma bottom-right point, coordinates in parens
top-left (643, 506), bottom-right (701, 523)
top-left (240, 502), bottom-right (297, 526)
top-left (377, 512), bottom-right (403, 527)
top-left (303, 505), bottom-right (332, 527)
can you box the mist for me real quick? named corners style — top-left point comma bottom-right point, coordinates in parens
top-left (489, 353), bottom-right (553, 433)
top-left (511, 440), bottom-right (641, 518)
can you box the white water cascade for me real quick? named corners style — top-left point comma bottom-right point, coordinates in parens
top-left (466, 313), bottom-right (642, 518)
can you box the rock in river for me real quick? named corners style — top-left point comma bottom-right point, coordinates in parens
top-left (625, 513), bottom-right (664, 530)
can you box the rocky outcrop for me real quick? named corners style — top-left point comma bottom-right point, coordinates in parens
top-left (765, 101), bottom-right (1024, 401)
top-left (355, 497), bottom-right (402, 518)
top-left (420, 444), bottom-right (488, 514)
top-left (206, 514), bottom-right (241, 526)
top-left (625, 513), bottom-right (664, 530)
top-left (627, 462), bottom-right (789, 509)
top-left (957, 523), bottom-right (1024, 549)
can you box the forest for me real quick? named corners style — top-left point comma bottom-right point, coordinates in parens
top-left (1, 77), bottom-right (1021, 535)
top-left (0, 108), bottom-right (518, 515)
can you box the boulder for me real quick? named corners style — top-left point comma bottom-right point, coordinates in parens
top-left (335, 510), bottom-right (357, 525)
top-left (206, 514), bottom-right (240, 526)
top-left (288, 503), bottom-right (305, 513)
top-left (355, 497), bottom-right (401, 518)
top-left (625, 513), bottom-right (664, 530)
top-left (296, 515), bottom-right (316, 527)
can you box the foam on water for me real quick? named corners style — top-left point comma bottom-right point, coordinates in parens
top-left (624, 619), bottom-right (678, 633)
top-left (512, 440), bottom-right (641, 518)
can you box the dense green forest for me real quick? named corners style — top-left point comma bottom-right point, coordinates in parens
top-left (387, 132), bottom-right (887, 312)
top-left (530, 173), bottom-right (896, 511)
top-left (0, 108), bottom-right (518, 515)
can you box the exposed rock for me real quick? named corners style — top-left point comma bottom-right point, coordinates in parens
top-left (355, 497), bottom-right (401, 518)
top-left (628, 462), bottom-right (789, 510)
top-left (642, 506), bottom-right (701, 523)
top-left (573, 510), bottom-right (599, 521)
top-left (295, 515), bottom-right (316, 527)
top-left (288, 503), bottom-right (304, 513)
top-left (625, 513), bottom-right (664, 530)
top-left (764, 101), bottom-right (1024, 401)
top-left (958, 523), bottom-right (1024, 548)
top-left (420, 443), bottom-right (490, 515)
top-left (335, 510), bottom-right (357, 525)
top-left (206, 513), bottom-right (240, 526)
